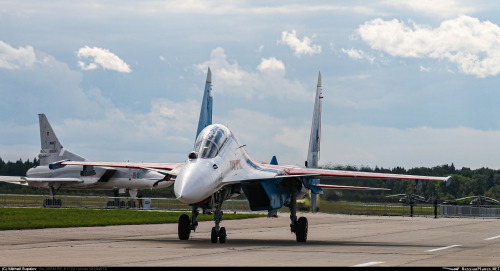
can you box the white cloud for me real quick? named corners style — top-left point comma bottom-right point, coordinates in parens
top-left (0, 41), bottom-right (36, 70)
top-left (195, 47), bottom-right (309, 100)
top-left (77, 46), bottom-right (132, 73)
top-left (256, 57), bottom-right (285, 74)
top-left (357, 16), bottom-right (500, 78)
top-left (278, 30), bottom-right (322, 58)
top-left (420, 65), bottom-right (431, 72)
top-left (341, 48), bottom-right (375, 63)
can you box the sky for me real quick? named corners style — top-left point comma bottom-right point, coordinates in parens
top-left (1, 0), bottom-right (500, 170)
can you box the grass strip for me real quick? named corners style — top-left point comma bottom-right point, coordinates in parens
top-left (0, 208), bottom-right (266, 231)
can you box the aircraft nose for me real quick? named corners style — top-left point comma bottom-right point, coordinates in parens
top-left (174, 162), bottom-right (215, 204)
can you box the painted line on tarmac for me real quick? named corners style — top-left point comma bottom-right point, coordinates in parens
top-left (425, 245), bottom-right (461, 252)
top-left (352, 261), bottom-right (384, 267)
top-left (484, 235), bottom-right (500, 241)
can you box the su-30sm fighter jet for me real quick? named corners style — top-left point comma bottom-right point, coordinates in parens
top-left (62, 72), bottom-right (452, 243)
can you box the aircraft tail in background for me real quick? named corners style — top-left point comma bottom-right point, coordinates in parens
top-left (38, 113), bottom-right (86, 166)
top-left (306, 72), bottom-right (323, 212)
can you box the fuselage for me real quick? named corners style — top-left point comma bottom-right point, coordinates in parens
top-left (26, 165), bottom-right (169, 190)
top-left (174, 124), bottom-right (283, 204)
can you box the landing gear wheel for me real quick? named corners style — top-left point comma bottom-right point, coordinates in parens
top-left (219, 227), bottom-right (227, 244)
top-left (295, 217), bottom-right (308, 242)
top-left (211, 227), bottom-right (218, 243)
top-left (178, 214), bottom-right (191, 240)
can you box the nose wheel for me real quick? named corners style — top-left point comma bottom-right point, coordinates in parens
top-left (211, 226), bottom-right (226, 243)
top-left (211, 191), bottom-right (226, 243)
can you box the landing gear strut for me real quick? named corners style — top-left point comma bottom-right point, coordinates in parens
top-left (210, 191), bottom-right (226, 243)
top-left (289, 186), bottom-right (308, 242)
top-left (43, 185), bottom-right (62, 208)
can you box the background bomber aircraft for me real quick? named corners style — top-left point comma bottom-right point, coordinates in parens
top-left (0, 113), bottom-right (171, 208)
top-left (0, 68), bottom-right (215, 208)
top-left (61, 71), bottom-right (452, 243)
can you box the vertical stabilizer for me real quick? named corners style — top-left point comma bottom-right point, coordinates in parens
top-left (38, 114), bottom-right (86, 165)
top-left (306, 72), bottom-right (323, 212)
top-left (39, 113), bottom-right (63, 152)
top-left (270, 156), bottom-right (278, 165)
top-left (307, 72), bottom-right (322, 168)
top-left (195, 67), bottom-right (213, 140)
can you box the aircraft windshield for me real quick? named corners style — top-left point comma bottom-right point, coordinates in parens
top-left (194, 125), bottom-right (231, 158)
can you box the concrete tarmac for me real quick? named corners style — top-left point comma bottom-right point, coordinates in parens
top-left (1, 212), bottom-right (500, 267)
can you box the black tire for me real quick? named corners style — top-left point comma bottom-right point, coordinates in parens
top-left (211, 227), bottom-right (218, 243)
top-left (178, 214), bottom-right (191, 240)
top-left (219, 227), bottom-right (227, 244)
top-left (295, 217), bottom-right (308, 242)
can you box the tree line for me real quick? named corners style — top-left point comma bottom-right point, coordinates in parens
top-left (320, 163), bottom-right (500, 203)
top-left (1, 157), bottom-right (499, 202)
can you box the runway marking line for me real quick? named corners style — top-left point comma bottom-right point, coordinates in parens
top-left (425, 245), bottom-right (461, 252)
top-left (352, 261), bottom-right (384, 267)
top-left (484, 235), bottom-right (500, 241)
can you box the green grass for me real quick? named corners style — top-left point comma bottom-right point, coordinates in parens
top-left (0, 208), bottom-right (266, 231)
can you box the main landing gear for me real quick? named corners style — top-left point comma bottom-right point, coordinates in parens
top-left (43, 185), bottom-right (62, 208)
top-left (289, 185), bottom-right (308, 242)
top-left (178, 206), bottom-right (199, 241)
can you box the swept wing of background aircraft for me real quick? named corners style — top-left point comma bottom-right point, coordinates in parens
top-left (0, 68), bottom-right (214, 208)
top-left (62, 72), bottom-right (452, 243)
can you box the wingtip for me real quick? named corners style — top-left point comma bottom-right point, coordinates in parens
top-left (444, 176), bottom-right (452, 186)
top-left (317, 71), bottom-right (321, 87)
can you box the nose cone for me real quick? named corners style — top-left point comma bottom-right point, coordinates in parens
top-left (174, 160), bottom-right (215, 204)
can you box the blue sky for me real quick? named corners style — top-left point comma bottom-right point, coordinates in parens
top-left (2, 0), bottom-right (500, 169)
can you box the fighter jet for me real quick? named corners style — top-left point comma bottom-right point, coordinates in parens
top-left (62, 72), bottom-right (452, 243)
top-left (0, 68), bottom-right (214, 208)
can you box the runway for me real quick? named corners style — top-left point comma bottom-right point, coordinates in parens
top-left (1, 212), bottom-right (499, 267)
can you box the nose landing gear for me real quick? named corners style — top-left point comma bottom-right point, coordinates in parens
top-left (177, 191), bottom-right (228, 244)
top-left (210, 191), bottom-right (226, 243)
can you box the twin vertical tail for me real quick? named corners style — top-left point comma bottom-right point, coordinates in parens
top-left (195, 67), bottom-right (213, 140)
top-left (38, 113), bottom-right (86, 166)
top-left (306, 72), bottom-right (323, 212)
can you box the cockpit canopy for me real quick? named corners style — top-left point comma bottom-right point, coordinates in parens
top-left (194, 124), bottom-right (231, 159)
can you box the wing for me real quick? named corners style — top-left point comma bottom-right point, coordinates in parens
top-left (316, 184), bottom-right (390, 190)
top-left (23, 178), bottom-right (84, 184)
top-left (261, 164), bottom-right (452, 184)
top-left (0, 176), bottom-right (83, 186)
top-left (61, 161), bottom-right (183, 171)
top-left (60, 161), bottom-right (184, 177)
top-left (0, 176), bottom-right (28, 186)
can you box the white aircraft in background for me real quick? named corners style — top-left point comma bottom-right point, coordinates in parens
top-left (62, 72), bottom-right (452, 243)
top-left (0, 68), bottom-right (214, 208)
